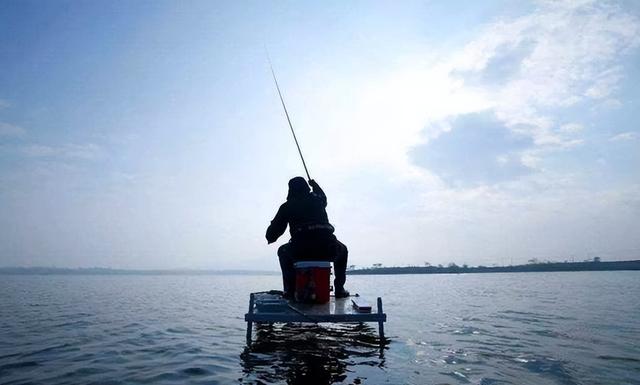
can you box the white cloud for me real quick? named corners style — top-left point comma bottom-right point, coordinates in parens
top-left (310, 1), bottom-right (639, 184)
top-left (609, 132), bottom-right (638, 142)
top-left (601, 98), bottom-right (623, 109)
top-left (0, 122), bottom-right (26, 137)
top-left (23, 145), bottom-right (58, 157)
top-left (585, 66), bottom-right (623, 99)
top-left (559, 123), bottom-right (584, 133)
top-left (306, 1), bottom-right (640, 265)
top-left (23, 143), bottom-right (104, 160)
top-left (454, 1), bottom-right (639, 148)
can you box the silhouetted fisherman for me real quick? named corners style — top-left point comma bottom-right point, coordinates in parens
top-left (266, 177), bottom-right (349, 299)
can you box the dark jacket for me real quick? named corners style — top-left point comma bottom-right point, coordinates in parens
top-left (266, 179), bottom-right (335, 245)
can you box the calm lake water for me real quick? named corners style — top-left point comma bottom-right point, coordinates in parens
top-left (1, 272), bottom-right (639, 385)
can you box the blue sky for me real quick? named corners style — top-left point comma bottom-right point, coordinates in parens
top-left (0, 0), bottom-right (638, 269)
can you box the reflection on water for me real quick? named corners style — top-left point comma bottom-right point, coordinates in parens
top-left (240, 323), bottom-right (387, 385)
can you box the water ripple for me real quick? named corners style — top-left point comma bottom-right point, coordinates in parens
top-left (0, 272), bottom-right (639, 384)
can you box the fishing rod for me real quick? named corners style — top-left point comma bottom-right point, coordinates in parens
top-left (266, 50), bottom-right (311, 181)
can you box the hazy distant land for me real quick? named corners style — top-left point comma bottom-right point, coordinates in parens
top-left (0, 267), bottom-right (279, 275)
top-left (1, 259), bottom-right (638, 275)
top-left (348, 259), bottom-right (640, 275)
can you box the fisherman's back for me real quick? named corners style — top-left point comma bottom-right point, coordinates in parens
top-left (283, 194), bottom-right (331, 236)
top-left (266, 178), bottom-right (333, 244)
top-left (266, 177), bottom-right (349, 298)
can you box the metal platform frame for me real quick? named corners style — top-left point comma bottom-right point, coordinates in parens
top-left (244, 292), bottom-right (387, 345)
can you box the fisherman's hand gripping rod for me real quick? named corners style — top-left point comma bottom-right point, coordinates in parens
top-left (266, 50), bottom-right (311, 181)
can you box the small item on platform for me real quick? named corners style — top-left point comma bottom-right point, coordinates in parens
top-left (294, 261), bottom-right (332, 304)
top-left (255, 298), bottom-right (289, 313)
top-left (351, 297), bottom-right (372, 313)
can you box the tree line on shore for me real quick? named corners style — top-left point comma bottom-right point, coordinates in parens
top-left (347, 258), bottom-right (640, 275)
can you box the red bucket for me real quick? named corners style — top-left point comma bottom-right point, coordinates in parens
top-left (294, 261), bottom-right (331, 304)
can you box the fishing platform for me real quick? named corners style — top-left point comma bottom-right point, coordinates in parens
top-left (244, 291), bottom-right (387, 345)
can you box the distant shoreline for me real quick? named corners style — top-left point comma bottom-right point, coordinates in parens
top-left (2, 260), bottom-right (639, 276)
top-left (347, 260), bottom-right (640, 275)
top-left (0, 267), bottom-right (279, 276)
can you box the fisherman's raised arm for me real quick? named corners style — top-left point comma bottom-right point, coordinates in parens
top-left (266, 204), bottom-right (288, 244)
top-left (308, 179), bottom-right (327, 207)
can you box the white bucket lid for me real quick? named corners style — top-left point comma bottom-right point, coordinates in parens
top-left (294, 261), bottom-right (331, 269)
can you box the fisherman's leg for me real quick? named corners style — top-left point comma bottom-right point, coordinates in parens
top-left (278, 244), bottom-right (296, 297)
top-left (333, 240), bottom-right (349, 296)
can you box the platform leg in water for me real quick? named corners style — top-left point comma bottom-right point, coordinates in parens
top-left (246, 293), bottom-right (254, 345)
top-left (377, 297), bottom-right (384, 341)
